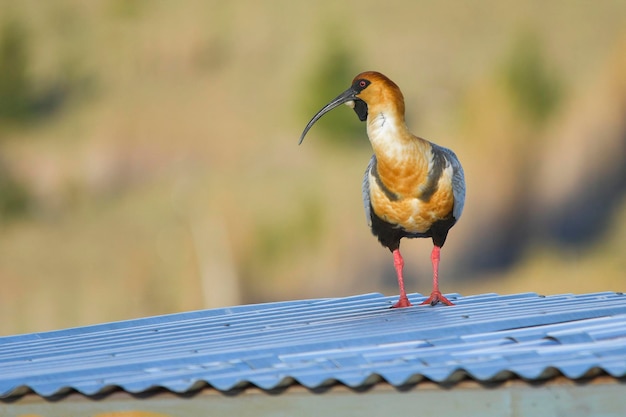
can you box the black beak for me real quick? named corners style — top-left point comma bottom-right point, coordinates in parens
top-left (298, 86), bottom-right (360, 145)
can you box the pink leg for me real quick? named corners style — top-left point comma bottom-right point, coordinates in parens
top-left (391, 249), bottom-right (412, 308)
top-left (420, 245), bottom-right (455, 306)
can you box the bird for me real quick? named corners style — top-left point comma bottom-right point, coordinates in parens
top-left (299, 71), bottom-right (465, 308)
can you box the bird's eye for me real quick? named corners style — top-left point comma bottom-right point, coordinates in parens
top-left (354, 79), bottom-right (370, 92)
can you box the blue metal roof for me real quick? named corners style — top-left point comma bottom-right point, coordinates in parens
top-left (1, 291), bottom-right (626, 398)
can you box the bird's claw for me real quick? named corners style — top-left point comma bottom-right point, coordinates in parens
top-left (391, 296), bottom-right (413, 308)
top-left (420, 291), bottom-right (455, 306)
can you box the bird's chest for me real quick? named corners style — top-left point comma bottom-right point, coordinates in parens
top-left (368, 160), bottom-right (454, 234)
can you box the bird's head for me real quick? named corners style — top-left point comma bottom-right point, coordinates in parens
top-left (299, 71), bottom-right (405, 144)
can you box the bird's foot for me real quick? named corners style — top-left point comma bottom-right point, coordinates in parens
top-left (391, 296), bottom-right (413, 308)
top-left (420, 291), bottom-right (455, 306)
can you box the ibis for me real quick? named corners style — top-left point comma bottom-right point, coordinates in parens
top-left (299, 71), bottom-right (465, 308)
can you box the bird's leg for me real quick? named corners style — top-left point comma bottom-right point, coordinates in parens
top-left (391, 248), bottom-right (412, 308)
top-left (420, 245), bottom-right (455, 306)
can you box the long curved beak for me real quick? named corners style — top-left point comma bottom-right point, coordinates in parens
top-left (298, 87), bottom-right (358, 145)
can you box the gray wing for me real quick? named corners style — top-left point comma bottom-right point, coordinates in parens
top-left (433, 144), bottom-right (466, 221)
top-left (362, 155), bottom-right (376, 227)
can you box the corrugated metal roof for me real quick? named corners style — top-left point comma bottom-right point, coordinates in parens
top-left (1, 291), bottom-right (626, 399)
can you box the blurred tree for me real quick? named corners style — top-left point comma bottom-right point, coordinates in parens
top-left (300, 31), bottom-right (366, 147)
top-left (0, 17), bottom-right (31, 125)
top-left (501, 31), bottom-right (564, 128)
top-left (0, 14), bottom-right (82, 130)
top-left (108, 0), bottom-right (147, 19)
top-left (0, 160), bottom-right (30, 222)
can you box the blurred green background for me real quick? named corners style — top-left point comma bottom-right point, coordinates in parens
top-left (1, 0), bottom-right (625, 335)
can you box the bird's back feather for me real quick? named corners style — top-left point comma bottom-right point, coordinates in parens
top-left (431, 143), bottom-right (465, 222)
